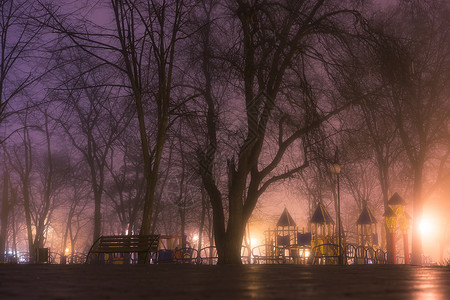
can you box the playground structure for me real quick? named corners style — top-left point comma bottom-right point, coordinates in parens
top-left (252, 208), bottom-right (310, 264)
top-left (356, 202), bottom-right (378, 247)
top-left (255, 202), bottom-right (389, 265)
top-left (252, 193), bottom-right (415, 265)
top-left (351, 202), bottom-right (380, 265)
top-left (309, 202), bottom-right (340, 265)
top-left (384, 192), bottom-right (411, 264)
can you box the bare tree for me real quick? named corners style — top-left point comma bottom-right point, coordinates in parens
top-left (50, 51), bottom-right (133, 243)
top-left (370, 1), bottom-right (450, 264)
top-left (0, 0), bottom-right (49, 129)
top-left (329, 0), bottom-right (450, 264)
top-left (6, 110), bottom-right (35, 260)
top-left (41, 1), bottom-right (196, 249)
top-left (61, 174), bottom-right (90, 263)
top-left (326, 29), bottom-right (403, 257)
top-left (31, 110), bottom-right (70, 252)
top-left (0, 0), bottom-right (49, 259)
top-left (191, 0), bottom-right (362, 263)
top-left (104, 135), bottom-right (146, 235)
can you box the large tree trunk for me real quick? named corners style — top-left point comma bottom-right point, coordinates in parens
top-left (92, 189), bottom-right (102, 243)
top-left (0, 170), bottom-right (9, 262)
top-left (215, 217), bottom-right (246, 265)
top-left (411, 165), bottom-right (424, 265)
top-left (135, 89), bottom-right (163, 263)
top-left (136, 90), bottom-right (155, 237)
top-left (11, 189), bottom-right (17, 258)
top-left (197, 188), bottom-right (207, 253)
top-left (22, 134), bottom-right (35, 263)
top-left (34, 115), bottom-right (54, 249)
top-left (214, 184), bottom-right (253, 264)
top-left (219, 233), bottom-right (245, 264)
top-left (23, 183), bottom-right (35, 262)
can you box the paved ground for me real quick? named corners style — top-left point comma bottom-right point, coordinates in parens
top-left (0, 264), bottom-right (449, 299)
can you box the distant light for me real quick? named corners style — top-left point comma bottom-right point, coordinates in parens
top-left (65, 248), bottom-right (70, 253)
top-left (331, 163), bottom-right (341, 174)
top-left (419, 219), bottom-right (434, 235)
top-left (250, 237), bottom-right (258, 246)
top-left (305, 249), bottom-right (310, 258)
top-left (193, 235), bottom-right (199, 242)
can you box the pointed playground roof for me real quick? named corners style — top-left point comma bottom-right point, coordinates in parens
top-left (383, 206), bottom-right (396, 218)
top-left (310, 203), bottom-right (335, 225)
top-left (388, 192), bottom-right (406, 206)
top-left (356, 203), bottom-right (377, 225)
top-left (276, 208), bottom-right (296, 227)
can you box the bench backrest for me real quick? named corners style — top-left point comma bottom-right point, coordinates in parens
top-left (91, 235), bottom-right (160, 253)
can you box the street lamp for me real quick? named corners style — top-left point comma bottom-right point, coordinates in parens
top-left (332, 162), bottom-right (342, 265)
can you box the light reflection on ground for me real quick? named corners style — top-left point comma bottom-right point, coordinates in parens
top-left (411, 267), bottom-right (445, 300)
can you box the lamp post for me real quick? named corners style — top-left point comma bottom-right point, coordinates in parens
top-left (332, 162), bottom-right (342, 265)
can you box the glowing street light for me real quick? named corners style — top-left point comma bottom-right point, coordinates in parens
top-left (419, 218), bottom-right (434, 236)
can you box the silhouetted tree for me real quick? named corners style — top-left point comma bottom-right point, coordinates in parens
top-left (192, 0), bottom-right (363, 264)
top-left (42, 1), bottom-right (196, 251)
top-left (371, 1), bottom-right (450, 264)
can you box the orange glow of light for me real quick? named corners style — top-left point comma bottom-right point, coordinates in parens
top-left (305, 249), bottom-right (310, 258)
top-left (419, 218), bottom-right (435, 236)
top-left (250, 237), bottom-right (258, 246)
top-left (65, 248), bottom-right (70, 253)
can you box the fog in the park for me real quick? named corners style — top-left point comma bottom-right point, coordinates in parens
top-left (0, 0), bottom-right (449, 267)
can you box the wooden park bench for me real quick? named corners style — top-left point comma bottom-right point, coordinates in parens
top-left (86, 234), bottom-right (160, 264)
